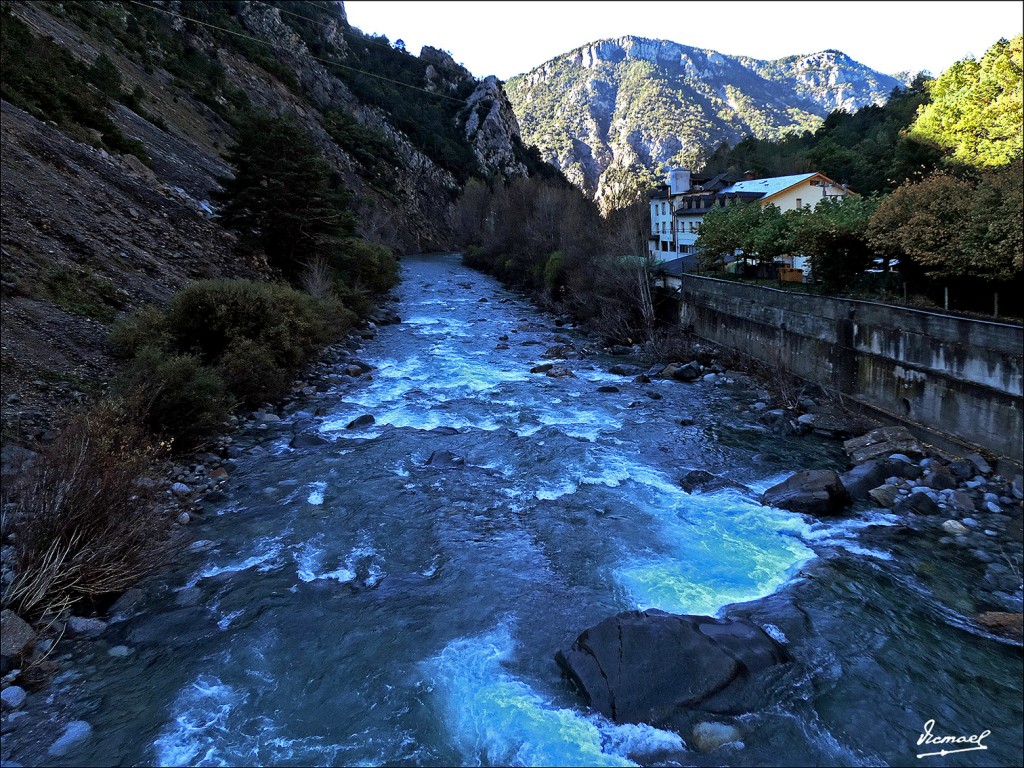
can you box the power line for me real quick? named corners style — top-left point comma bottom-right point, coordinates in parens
top-left (121, 0), bottom-right (470, 105)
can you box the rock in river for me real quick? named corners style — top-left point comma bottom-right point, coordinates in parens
top-left (555, 609), bottom-right (789, 727)
top-left (761, 469), bottom-right (851, 516)
top-left (346, 414), bottom-right (376, 430)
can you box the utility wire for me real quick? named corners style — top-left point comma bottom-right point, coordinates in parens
top-left (121, 0), bottom-right (470, 104)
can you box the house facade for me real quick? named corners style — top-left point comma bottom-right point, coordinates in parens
top-left (648, 168), bottom-right (853, 267)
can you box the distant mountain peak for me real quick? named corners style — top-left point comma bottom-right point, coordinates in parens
top-left (506, 37), bottom-right (904, 211)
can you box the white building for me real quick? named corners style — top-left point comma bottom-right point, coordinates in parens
top-left (648, 168), bottom-right (853, 270)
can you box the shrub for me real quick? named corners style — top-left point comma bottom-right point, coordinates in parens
top-left (164, 279), bottom-right (337, 370)
top-left (118, 347), bottom-right (231, 453)
top-left (219, 338), bottom-right (291, 408)
top-left (1, 400), bottom-right (171, 619)
top-left (111, 279), bottom-right (354, 448)
top-left (109, 305), bottom-right (171, 358)
top-left (333, 237), bottom-right (399, 297)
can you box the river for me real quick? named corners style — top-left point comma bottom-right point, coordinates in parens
top-left (4, 253), bottom-right (1021, 767)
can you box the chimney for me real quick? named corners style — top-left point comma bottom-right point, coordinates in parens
top-left (743, 169), bottom-right (756, 181)
top-left (668, 167), bottom-right (691, 195)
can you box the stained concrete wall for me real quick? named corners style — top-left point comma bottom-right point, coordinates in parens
top-left (676, 275), bottom-right (1024, 463)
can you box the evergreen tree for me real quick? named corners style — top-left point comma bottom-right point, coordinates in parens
top-left (215, 113), bottom-right (355, 280)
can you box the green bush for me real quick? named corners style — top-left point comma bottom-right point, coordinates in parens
top-left (110, 279), bottom-right (354, 449)
top-left (333, 237), bottom-right (399, 296)
top-left (164, 279), bottom-right (337, 370)
top-left (219, 338), bottom-right (292, 408)
top-left (119, 347), bottom-right (230, 453)
top-left (109, 305), bottom-right (171, 357)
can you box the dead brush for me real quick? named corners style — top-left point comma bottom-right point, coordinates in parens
top-left (1, 398), bottom-right (173, 620)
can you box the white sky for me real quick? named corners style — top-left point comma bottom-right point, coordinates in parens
top-left (343, 1), bottom-right (1024, 80)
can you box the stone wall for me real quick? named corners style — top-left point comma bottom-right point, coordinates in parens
top-left (676, 275), bottom-right (1024, 463)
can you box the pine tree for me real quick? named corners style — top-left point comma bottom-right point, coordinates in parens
top-left (215, 113), bottom-right (354, 280)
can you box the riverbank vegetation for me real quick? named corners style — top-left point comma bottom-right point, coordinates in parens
top-left (455, 174), bottom-right (659, 343)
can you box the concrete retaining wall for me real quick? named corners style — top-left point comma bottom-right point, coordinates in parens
top-left (676, 275), bottom-right (1023, 463)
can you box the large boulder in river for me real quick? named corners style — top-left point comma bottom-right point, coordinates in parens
top-left (555, 609), bottom-right (789, 726)
top-left (664, 361), bottom-right (701, 382)
top-left (839, 459), bottom-right (898, 500)
top-left (843, 426), bottom-right (924, 465)
top-left (761, 469), bottom-right (851, 515)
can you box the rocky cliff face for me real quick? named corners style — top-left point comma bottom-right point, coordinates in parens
top-left (464, 76), bottom-right (528, 178)
top-left (507, 36), bottom-right (906, 211)
top-left (0, 0), bottom-right (530, 439)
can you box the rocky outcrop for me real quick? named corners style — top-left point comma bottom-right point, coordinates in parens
top-left (843, 426), bottom-right (926, 465)
top-left (463, 76), bottom-right (528, 179)
top-left (555, 609), bottom-right (790, 727)
top-left (761, 469), bottom-right (851, 516)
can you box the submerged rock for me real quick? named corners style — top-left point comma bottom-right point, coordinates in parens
top-left (48, 720), bottom-right (93, 757)
top-left (555, 609), bottom-right (789, 726)
top-left (290, 432), bottom-right (329, 448)
top-left (67, 616), bottom-right (107, 638)
top-left (608, 364), bottom-right (642, 376)
top-left (426, 450), bottom-right (464, 467)
top-left (678, 469), bottom-right (749, 496)
top-left (691, 721), bottom-right (743, 752)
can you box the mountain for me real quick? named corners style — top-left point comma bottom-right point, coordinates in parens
top-left (0, 0), bottom-right (533, 437)
top-left (505, 36), bottom-right (907, 211)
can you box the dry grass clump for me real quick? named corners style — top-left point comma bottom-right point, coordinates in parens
top-left (1, 399), bottom-right (172, 620)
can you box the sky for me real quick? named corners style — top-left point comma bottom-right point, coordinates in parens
top-left (343, 1), bottom-right (1024, 81)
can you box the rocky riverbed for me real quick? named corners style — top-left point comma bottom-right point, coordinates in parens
top-left (1, 254), bottom-right (1021, 766)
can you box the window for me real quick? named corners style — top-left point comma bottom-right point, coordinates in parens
top-left (662, 241), bottom-right (669, 252)
top-left (662, 202), bottom-right (667, 215)
top-left (795, 198), bottom-right (802, 209)
top-left (662, 221), bottom-right (667, 233)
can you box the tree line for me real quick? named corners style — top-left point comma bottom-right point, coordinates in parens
top-left (455, 175), bottom-right (660, 343)
top-left (694, 34), bottom-right (1022, 316)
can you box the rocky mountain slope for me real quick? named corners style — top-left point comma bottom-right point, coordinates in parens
top-left (506, 36), bottom-right (906, 211)
top-left (0, 0), bottom-right (533, 442)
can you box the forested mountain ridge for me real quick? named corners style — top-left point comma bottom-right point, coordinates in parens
top-left (505, 36), bottom-right (906, 211)
top-left (0, 0), bottom-right (538, 436)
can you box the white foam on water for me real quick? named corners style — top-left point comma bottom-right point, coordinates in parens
top-left (184, 536), bottom-right (286, 588)
top-left (421, 554), bottom-right (443, 578)
top-left (307, 481), bottom-right (326, 506)
top-left (217, 610), bottom-right (244, 631)
top-left (535, 406), bottom-right (617, 442)
top-left (153, 674), bottom-right (345, 767)
top-left (762, 623), bottom-right (789, 644)
top-left (535, 479), bottom-right (579, 501)
top-left (424, 625), bottom-right (685, 767)
top-left (293, 537), bottom-right (357, 584)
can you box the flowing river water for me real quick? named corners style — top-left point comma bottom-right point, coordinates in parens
top-left (5, 254), bottom-right (1022, 767)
